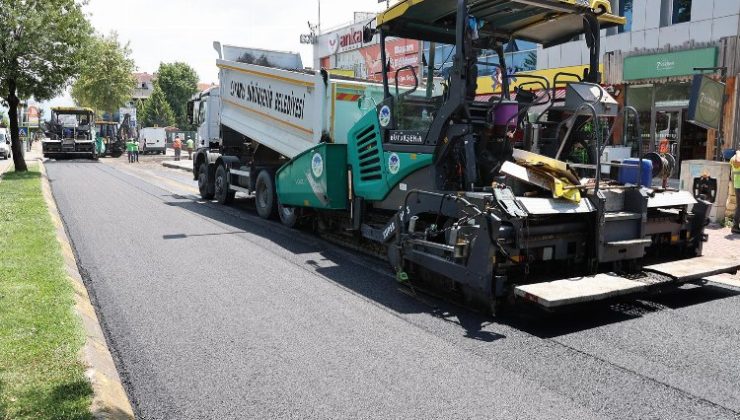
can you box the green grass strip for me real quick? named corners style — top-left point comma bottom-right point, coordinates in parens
top-left (0, 166), bottom-right (92, 419)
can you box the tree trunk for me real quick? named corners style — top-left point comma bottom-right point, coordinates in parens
top-left (8, 79), bottom-right (28, 172)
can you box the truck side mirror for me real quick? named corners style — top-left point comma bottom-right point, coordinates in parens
top-left (187, 101), bottom-right (194, 125)
top-left (363, 26), bottom-right (375, 44)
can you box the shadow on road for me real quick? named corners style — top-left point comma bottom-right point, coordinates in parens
top-left (505, 283), bottom-right (740, 338)
top-left (161, 196), bottom-right (509, 340)
top-left (161, 195), bottom-right (740, 340)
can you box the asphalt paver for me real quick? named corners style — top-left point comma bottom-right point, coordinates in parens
top-left (45, 158), bottom-right (740, 419)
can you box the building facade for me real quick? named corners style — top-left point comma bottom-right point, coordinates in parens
top-left (314, 14), bottom-right (422, 86)
top-left (538, 0), bottom-right (740, 162)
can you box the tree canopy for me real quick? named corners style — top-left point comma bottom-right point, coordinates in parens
top-left (0, 0), bottom-right (92, 171)
top-left (71, 32), bottom-right (137, 114)
top-left (140, 81), bottom-right (175, 128)
top-left (156, 62), bottom-right (199, 128)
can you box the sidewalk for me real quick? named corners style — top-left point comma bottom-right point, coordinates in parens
top-left (0, 140), bottom-right (43, 176)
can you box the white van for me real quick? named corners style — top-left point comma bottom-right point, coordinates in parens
top-left (139, 127), bottom-right (167, 155)
top-left (0, 128), bottom-right (10, 160)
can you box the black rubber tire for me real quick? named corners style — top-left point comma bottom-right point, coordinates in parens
top-left (111, 151), bottom-right (123, 158)
top-left (198, 163), bottom-right (215, 200)
top-left (278, 202), bottom-right (298, 228)
top-left (255, 170), bottom-right (277, 219)
top-left (214, 165), bottom-right (235, 205)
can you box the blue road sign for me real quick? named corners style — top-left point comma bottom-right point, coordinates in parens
top-left (18, 127), bottom-right (28, 138)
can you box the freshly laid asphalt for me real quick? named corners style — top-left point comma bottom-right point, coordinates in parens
top-left (46, 157), bottom-right (740, 419)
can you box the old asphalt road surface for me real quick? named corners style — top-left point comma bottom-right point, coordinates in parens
top-left (45, 157), bottom-right (740, 419)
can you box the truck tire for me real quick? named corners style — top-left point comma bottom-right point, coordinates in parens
top-left (198, 163), bottom-right (215, 200)
top-left (255, 170), bottom-right (277, 219)
top-left (214, 164), bottom-right (235, 205)
top-left (278, 203), bottom-right (298, 228)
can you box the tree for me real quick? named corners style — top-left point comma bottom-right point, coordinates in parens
top-left (0, 0), bottom-right (91, 171)
top-left (522, 50), bottom-right (537, 72)
top-left (1, 111), bottom-right (8, 128)
top-left (140, 81), bottom-right (175, 127)
top-left (71, 32), bottom-right (137, 114)
top-left (134, 97), bottom-right (145, 126)
top-left (156, 62), bottom-right (199, 128)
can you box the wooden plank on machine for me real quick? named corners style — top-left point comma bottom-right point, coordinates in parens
top-left (514, 274), bottom-right (648, 309)
top-left (643, 256), bottom-right (740, 282)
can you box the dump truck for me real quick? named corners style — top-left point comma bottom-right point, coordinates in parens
top-left (43, 107), bottom-right (98, 159)
top-left (192, 0), bottom-right (739, 313)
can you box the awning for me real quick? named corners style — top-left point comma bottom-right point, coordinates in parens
top-left (377, 0), bottom-right (626, 47)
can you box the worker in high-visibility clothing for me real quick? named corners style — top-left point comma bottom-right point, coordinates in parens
top-left (126, 138), bottom-right (136, 163)
top-left (731, 150), bottom-right (740, 234)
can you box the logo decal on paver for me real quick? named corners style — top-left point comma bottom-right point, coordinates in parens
top-left (379, 105), bottom-right (391, 127)
top-left (388, 152), bottom-right (400, 175)
top-left (311, 153), bottom-right (323, 178)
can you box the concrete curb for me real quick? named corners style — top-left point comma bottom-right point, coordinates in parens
top-left (162, 160), bottom-right (192, 172)
top-left (39, 162), bottom-right (135, 419)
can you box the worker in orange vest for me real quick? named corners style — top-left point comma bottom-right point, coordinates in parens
top-left (173, 135), bottom-right (182, 161)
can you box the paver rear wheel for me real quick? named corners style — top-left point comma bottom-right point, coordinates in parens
top-left (278, 203), bottom-right (298, 228)
top-left (214, 165), bottom-right (235, 205)
top-left (255, 170), bottom-right (277, 219)
top-left (198, 163), bottom-right (215, 200)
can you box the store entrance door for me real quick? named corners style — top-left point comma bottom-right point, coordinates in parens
top-left (653, 108), bottom-right (681, 178)
top-left (677, 109), bottom-right (708, 166)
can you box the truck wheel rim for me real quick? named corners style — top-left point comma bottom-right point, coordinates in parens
top-left (199, 167), bottom-right (207, 189)
top-left (258, 183), bottom-right (268, 208)
top-left (216, 175), bottom-right (225, 196)
top-left (280, 205), bottom-right (294, 218)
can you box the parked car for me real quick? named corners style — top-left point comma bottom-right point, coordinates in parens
top-left (0, 128), bottom-right (11, 160)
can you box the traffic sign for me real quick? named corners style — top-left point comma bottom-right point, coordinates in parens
top-left (18, 127), bottom-right (28, 138)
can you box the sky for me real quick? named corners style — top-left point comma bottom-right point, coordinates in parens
top-left (37, 0), bottom-right (390, 111)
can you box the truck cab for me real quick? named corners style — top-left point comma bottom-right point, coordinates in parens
top-left (188, 86), bottom-right (221, 151)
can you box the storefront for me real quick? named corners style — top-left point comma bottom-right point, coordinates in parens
top-left (315, 18), bottom-right (421, 86)
top-left (622, 47), bottom-right (724, 177)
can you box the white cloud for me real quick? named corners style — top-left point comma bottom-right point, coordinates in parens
top-left (38, 0), bottom-right (388, 111)
top-left (86, 0), bottom-right (387, 82)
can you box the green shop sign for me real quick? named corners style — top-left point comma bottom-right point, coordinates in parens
top-left (623, 47), bottom-right (717, 81)
top-left (687, 74), bottom-right (725, 130)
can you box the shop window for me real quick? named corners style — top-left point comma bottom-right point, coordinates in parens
top-left (661, 0), bottom-right (691, 26)
top-left (655, 83), bottom-right (691, 108)
top-left (625, 85), bottom-right (653, 155)
top-left (618, 0), bottom-right (633, 33)
top-left (672, 0), bottom-right (691, 24)
top-left (422, 40), bottom-right (537, 79)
